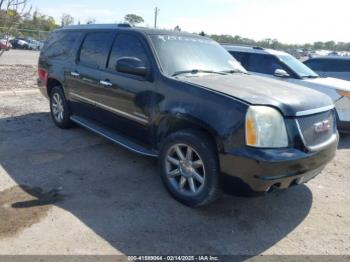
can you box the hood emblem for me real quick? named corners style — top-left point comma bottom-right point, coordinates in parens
top-left (314, 120), bottom-right (331, 133)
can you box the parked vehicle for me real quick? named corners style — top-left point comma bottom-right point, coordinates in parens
top-left (225, 45), bottom-right (350, 132)
top-left (10, 39), bottom-right (30, 50)
top-left (9, 38), bottom-right (41, 50)
top-left (304, 56), bottom-right (350, 81)
top-left (0, 39), bottom-right (12, 50)
top-left (38, 25), bottom-right (338, 207)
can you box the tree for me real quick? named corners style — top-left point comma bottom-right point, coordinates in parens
top-left (124, 14), bottom-right (144, 26)
top-left (86, 18), bottom-right (96, 24)
top-left (0, 0), bottom-right (32, 55)
top-left (61, 13), bottom-right (74, 27)
top-left (174, 25), bottom-right (181, 32)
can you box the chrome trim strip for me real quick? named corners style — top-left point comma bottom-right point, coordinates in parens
top-left (307, 134), bottom-right (338, 152)
top-left (69, 92), bottom-right (149, 125)
top-left (295, 105), bottom-right (334, 117)
top-left (70, 116), bottom-right (158, 157)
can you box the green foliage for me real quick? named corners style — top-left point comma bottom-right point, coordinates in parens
top-left (124, 14), bottom-right (144, 26)
top-left (209, 34), bottom-right (350, 52)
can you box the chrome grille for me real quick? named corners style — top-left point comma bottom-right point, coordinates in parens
top-left (297, 110), bottom-right (335, 148)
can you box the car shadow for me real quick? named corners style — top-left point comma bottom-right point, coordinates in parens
top-left (0, 112), bottom-right (313, 255)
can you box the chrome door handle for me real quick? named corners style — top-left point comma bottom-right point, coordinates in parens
top-left (100, 80), bottom-right (113, 87)
top-left (70, 71), bottom-right (80, 77)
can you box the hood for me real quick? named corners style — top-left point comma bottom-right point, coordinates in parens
top-left (303, 77), bottom-right (350, 92)
top-left (181, 73), bottom-right (333, 117)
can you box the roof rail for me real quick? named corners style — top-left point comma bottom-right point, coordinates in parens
top-left (253, 46), bottom-right (264, 50)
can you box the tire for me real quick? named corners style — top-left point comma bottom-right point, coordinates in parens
top-left (49, 86), bottom-right (72, 129)
top-left (159, 129), bottom-right (222, 207)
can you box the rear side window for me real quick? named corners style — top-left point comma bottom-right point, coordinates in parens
top-left (42, 31), bottom-right (82, 60)
top-left (247, 53), bottom-right (284, 74)
top-left (108, 33), bottom-right (149, 70)
top-left (79, 32), bottom-right (115, 69)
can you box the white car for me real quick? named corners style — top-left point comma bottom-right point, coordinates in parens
top-left (224, 45), bottom-right (350, 133)
top-left (304, 56), bottom-right (350, 82)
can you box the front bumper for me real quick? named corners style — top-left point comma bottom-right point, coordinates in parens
top-left (219, 135), bottom-right (338, 193)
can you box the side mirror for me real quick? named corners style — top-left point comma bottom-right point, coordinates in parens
top-left (116, 57), bottom-right (148, 77)
top-left (274, 69), bottom-right (290, 78)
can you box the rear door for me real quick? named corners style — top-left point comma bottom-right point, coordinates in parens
top-left (65, 30), bottom-right (116, 119)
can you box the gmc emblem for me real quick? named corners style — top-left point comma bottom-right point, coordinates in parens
top-left (314, 120), bottom-right (331, 133)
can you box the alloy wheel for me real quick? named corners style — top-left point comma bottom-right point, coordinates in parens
top-left (165, 143), bottom-right (206, 196)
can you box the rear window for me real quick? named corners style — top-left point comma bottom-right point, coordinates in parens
top-left (79, 32), bottom-right (115, 69)
top-left (42, 31), bottom-right (82, 60)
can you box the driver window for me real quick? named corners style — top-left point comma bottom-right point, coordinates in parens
top-left (108, 34), bottom-right (149, 70)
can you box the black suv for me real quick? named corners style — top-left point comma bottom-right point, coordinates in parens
top-left (38, 24), bottom-right (338, 207)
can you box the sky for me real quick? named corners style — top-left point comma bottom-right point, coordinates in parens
top-left (30, 0), bottom-right (350, 44)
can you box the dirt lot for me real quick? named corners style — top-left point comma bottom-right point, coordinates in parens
top-left (0, 65), bottom-right (350, 256)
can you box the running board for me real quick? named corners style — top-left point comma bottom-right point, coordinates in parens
top-left (70, 115), bottom-right (159, 157)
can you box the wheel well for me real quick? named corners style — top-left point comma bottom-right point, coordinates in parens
top-left (156, 116), bottom-right (222, 153)
top-left (47, 78), bottom-right (62, 96)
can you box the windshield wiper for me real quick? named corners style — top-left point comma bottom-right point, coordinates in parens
top-left (220, 69), bottom-right (246, 74)
top-left (172, 69), bottom-right (227, 77)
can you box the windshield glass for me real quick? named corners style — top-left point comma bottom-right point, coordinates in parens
top-left (279, 54), bottom-right (319, 78)
top-left (150, 35), bottom-right (247, 76)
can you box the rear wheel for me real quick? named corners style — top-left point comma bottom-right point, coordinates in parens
top-left (49, 86), bottom-right (72, 129)
top-left (159, 130), bottom-right (222, 207)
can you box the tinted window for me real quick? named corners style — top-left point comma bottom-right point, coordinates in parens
top-left (79, 32), bottom-right (115, 69)
top-left (322, 60), bottom-right (350, 72)
top-left (42, 31), bottom-right (82, 60)
top-left (229, 51), bottom-right (249, 68)
top-left (108, 34), bottom-right (149, 70)
top-left (247, 54), bottom-right (284, 74)
top-left (304, 59), bottom-right (324, 71)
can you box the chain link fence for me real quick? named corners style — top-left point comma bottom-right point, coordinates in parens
top-left (0, 27), bottom-right (51, 40)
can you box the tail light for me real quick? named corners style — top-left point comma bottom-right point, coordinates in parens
top-left (38, 68), bottom-right (48, 85)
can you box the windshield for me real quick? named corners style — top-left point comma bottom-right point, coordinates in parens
top-left (279, 54), bottom-right (319, 78)
top-left (150, 35), bottom-right (247, 77)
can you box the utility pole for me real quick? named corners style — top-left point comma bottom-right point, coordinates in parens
top-left (154, 7), bottom-right (160, 28)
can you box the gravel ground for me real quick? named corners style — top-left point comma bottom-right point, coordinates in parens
top-left (0, 65), bottom-right (37, 90)
top-left (0, 66), bottom-right (349, 257)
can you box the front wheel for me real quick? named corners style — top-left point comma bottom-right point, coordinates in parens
top-left (49, 86), bottom-right (72, 129)
top-left (159, 130), bottom-right (222, 207)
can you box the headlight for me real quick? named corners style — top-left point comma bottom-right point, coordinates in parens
top-left (336, 90), bottom-right (350, 98)
top-left (245, 106), bottom-right (288, 148)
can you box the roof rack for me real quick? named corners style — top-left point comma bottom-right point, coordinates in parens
top-left (253, 46), bottom-right (264, 50)
top-left (62, 23), bottom-right (131, 30)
